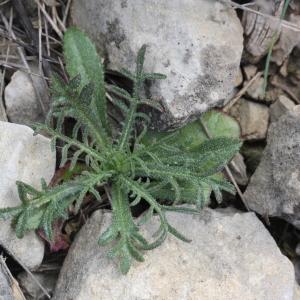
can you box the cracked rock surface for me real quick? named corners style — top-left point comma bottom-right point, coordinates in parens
top-left (71, 0), bottom-right (243, 128)
top-left (54, 208), bottom-right (295, 300)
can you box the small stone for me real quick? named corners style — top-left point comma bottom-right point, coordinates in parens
top-left (229, 99), bottom-right (269, 140)
top-left (0, 121), bottom-right (56, 270)
top-left (245, 76), bottom-right (266, 101)
top-left (71, 0), bottom-right (244, 128)
top-left (53, 208), bottom-right (295, 300)
top-left (234, 68), bottom-right (243, 87)
top-left (270, 95), bottom-right (296, 123)
top-left (18, 272), bottom-right (57, 300)
top-left (229, 153), bottom-right (248, 185)
top-left (4, 66), bottom-right (49, 125)
top-left (243, 65), bottom-right (258, 81)
top-left (244, 106), bottom-right (300, 228)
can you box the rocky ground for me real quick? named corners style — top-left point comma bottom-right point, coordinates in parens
top-left (1, 0), bottom-right (300, 299)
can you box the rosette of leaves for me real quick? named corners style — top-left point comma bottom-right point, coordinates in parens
top-left (0, 28), bottom-right (241, 274)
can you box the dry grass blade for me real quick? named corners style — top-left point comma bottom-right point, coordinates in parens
top-left (3, 254), bottom-right (51, 299)
top-left (34, 0), bottom-right (63, 38)
top-left (0, 7), bottom-right (13, 122)
top-left (63, 0), bottom-right (72, 26)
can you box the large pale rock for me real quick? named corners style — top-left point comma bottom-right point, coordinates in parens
top-left (0, 121), bottom-right (56, 269)
top-left (244, 106), bottom-right (300, 228)
top-left (71, 0), bottom-right (243, 128)
top-left (54, 208), bottom-right (294, 300)
top-left (4, 67), bottom-right (49, 125)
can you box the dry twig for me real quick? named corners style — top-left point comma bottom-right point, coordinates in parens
top-left (223, 71), bottom-right (263, 112)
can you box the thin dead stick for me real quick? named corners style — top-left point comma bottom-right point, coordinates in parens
top-left (38, 3), bottom-right (43, 74)
top-left (271, 80), bottom-right (300, 104)
top-left (63, 0), bottom-right (72, 26)
top-left (220, 0), bottom-right (300, 32)
top-left (0, 8), bottom-right (12, 122)
top-left (223, 72), bottom-right (263, 112)
top-left (43, 7), bottom-right (51, 56)
top-left (58, 56), bottom-right (68, 81)
top-left (0, 0), bottom-right (10, 5)
top-left (34, 0), bottom-right (63, 38)
top-left (53, 6), bottom-right (66, 32)
top-left (1, 253), bottom-right (51, 299)
top-left (0, 61), bottom-right (50, 80)
top-left (0, 54), bottom-right (37, 60)
top-left (0, 256), bottom-right (26, 300)
top-left (199, 119), bottom-right (250, 211)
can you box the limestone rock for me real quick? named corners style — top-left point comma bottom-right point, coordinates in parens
top-left (4, 67), bottom-right (49, 125)
top-left (71, 0), bottom-right (244, 128)
top-left (244, 106), bottom-right (300, 228)
top-left (0, 121), bottom-right (56, 269)
top-left (270, 95), bottom-right (296, 123)
top-left (234, 68), bottom-right (243, 87)
top-left (229, 99), bottom-right (269, 140)
top-left (0, 263), bottom-right (14, 300)
top-left (54, 208), bottom-right (295, 300)
top-left (245, 76), bottom-right (266, 101)
top-left (243, 65), bottom-right (258, 81)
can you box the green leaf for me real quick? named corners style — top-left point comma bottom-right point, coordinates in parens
top-left (142, 110), bottom-right (240, 152)
top-left (63, 28), bottom-right (108, 133)
top-left (201, 110), bottom-right (240, 140)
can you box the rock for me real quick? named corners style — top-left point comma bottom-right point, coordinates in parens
top-left (229, 99), bottom-right (269, 140)
top-left (243, 65), bottom-right (258, 81)
top-left (295, 283), bottom-right (300, 300)
top-left (235, 68), bottom-right (243, 87)
top-left (244, 106), bottom-right (300, 228)
top-left (4, 67), bottom-right (49, 125)
top-left (0, 121), bottom-right (56, 269)
top-left (294, 259), bottom-right (300, 285)
top-left (272, 14), bottom-right (300, 66)
top-left (270, 95), bottom-right (296, 123)
top-left (53, 208), bottom-right (295, 300)
top-left (242, 1), bottom-right (281, 63)
top-left (0, 262), bottom-right (14, 300)
top-left (71, 0), bottom-right (243, 128)
top-left (18, 272), bottom-right (57, 300)
top-left (229, 153), bottom-right (248, 186)
top-left (245, 76), bottom-right (266, 101)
